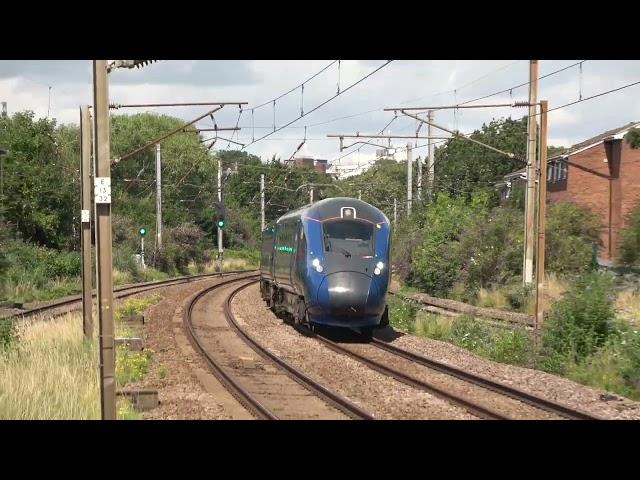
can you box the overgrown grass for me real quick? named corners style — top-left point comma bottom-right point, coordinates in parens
top-left (387, 295), bottom-right (418, 333)
top-left (0, 293), bottom-right (162, 419)
top-left (224, 248), bottom-right (260, 266)
top-left (477, 287), bottom-right (509, 310)
top-left (201, 256), bottom-right (256, 274)
top-left (0, 313), bottom-right (100, 419)
top-left (114, 295), bottom-right (159, 388)
top-left (1, 277), bottom-right (81, 304)
top-left (616, 289), bottom-right (640, 327)
top-left (473, 273), bottom-right (568, 314)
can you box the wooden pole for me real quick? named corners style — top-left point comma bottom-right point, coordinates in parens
top-left (80, 105), bottom-right (93, 339)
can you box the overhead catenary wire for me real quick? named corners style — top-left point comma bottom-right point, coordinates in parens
top-left (250, 60), bottom-right (338, 110)
top-left (236, 61), bottom-right (582, 134)
top-left (242, 61), bottom-right (394, 151)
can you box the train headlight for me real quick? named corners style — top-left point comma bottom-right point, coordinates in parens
top-left (374, 267), bottom-right (381, 275)
top-left (376, 261), bottom-right (384, 270)
top-left (312, 258), bottom-right (323, 273)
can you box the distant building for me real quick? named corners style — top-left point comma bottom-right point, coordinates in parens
top-left (289, 157), bottom-right (329, 175)
top-left (315, 159), bottom-right (328, 174)
top-left (498, 122), bottom-right (640, 263)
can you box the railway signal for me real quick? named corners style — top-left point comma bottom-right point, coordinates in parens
top-left (214, 199), bottom-right (225, 230)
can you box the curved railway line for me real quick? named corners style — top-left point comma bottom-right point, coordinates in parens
top-left (183, 276), bottom-right (374, 420)
top-left (7, 272), bottom-right (603, 420)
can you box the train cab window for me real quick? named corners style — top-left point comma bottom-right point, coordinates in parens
top-left (323, 220), bottom-right (374, 257)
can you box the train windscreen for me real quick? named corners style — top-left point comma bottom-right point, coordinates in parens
top-left (322, 220), bottom-right (374, 257)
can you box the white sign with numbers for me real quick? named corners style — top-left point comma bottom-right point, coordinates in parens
top-left (94, 177), bottom-right (111, 204)
top-left (81, 209), bottom-right (90, 223)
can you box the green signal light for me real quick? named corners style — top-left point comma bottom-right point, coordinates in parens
top-left (139, 228), bottom-right (146, 237)
top-left (217, 220), bottom-right (225, 228)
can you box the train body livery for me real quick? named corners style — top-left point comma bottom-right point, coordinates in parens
top-left (260, 197), bottom-right (391, 332)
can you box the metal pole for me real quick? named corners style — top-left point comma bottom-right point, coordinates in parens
top-left (0, 124), bottom-right (6, 221)
top-left (393, 198), bottom-right (397, 227)
top-left (406, 143), bottom-right (412, 216)
top-left (141, 236), bottom-right (145, 269)
top-left (80, 105), bottom-right (93, 339)
top-left (416, 154), bottom-right (422, 202)
top-left (155, 143), bottom-right (162, 250)
top-left (260, 174), bottom-right (265, 231)
top-left (417, 136), bottom-right (422, 203)
top-left (524, 60), bottom-right (538, 286)
top-left (310, 188), bottom-right (314, 204)
top-left (217, 157), bottom-right (223, 268)
top-left (92, 60), bottom-right (116, 420)
top-left (427, 110), bottom-right (435, 199)
top-left (358, 190), bottom-right (362, 200)
top-left (534, 100), bottom-right (548, 335)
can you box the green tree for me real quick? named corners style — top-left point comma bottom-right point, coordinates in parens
top-left (545, 202), bottom-right (602, 274)
top-left (625, 128), bottom-right (640, 149)
top-left (0, 111), bottom-right (78, 249)
top-left (110, 113), bottom-right (217, 243)
top-left (337, 158), bottom-right (406, 221)
top-left (434, 117), bottom-right (527, 201)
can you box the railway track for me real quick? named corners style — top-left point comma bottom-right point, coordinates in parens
top-left (222, 279), bottom-right (600, 420)
top-left (298, 325), bottom-right (602, 420)
top-left (2, 270), bottom-right (257, 321)
top-left (368, 338), bottom-right (602, 420)
top-left (184, 277), bottom-right (374, 420)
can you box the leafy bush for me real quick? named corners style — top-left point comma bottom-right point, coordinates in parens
top-left (407, 192), bottom-right (492, 296)
top-left (504, 283), bottom-right (534, 312)
top-left (396, 192), bottom-right (602, 306)
top-left (455, 206), bottom-right (523, 299)
top-left (154, 222), bottom-right (208, 275)
top-left (618, 201), bottom-right (640, 267)
top-left (116, 346), bottom-right (152, 386)
top-left (0, 239), bottom-right (82, 302)
top-left (0, 319), bottom-right (17, 350)
top-left (545, 202), bottom-right (601, 274)
top-left (539, 272), bottom-right (615, 373)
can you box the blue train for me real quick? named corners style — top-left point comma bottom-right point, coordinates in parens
top-left (259, 197), bottom-right (391, 336)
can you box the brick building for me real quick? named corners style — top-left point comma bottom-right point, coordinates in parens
top-left (498, 122), bottom-right (640, 263)
top-left (288, 157), bottom-right (329, 174)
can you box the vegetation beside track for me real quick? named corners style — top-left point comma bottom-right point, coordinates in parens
top-left (0, 294), bottom-right (161, 419)
top-left (389, 271), bottom-right (640, 400)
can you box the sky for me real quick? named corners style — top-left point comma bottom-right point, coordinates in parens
top-left (1, 59), bottom-right (639, 175)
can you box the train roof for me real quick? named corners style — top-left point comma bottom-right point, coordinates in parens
top-left (270, 197), bottom-right (389, 227)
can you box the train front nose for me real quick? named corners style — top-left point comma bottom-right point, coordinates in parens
top-left (315, 272), bottom-right (383, 318)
